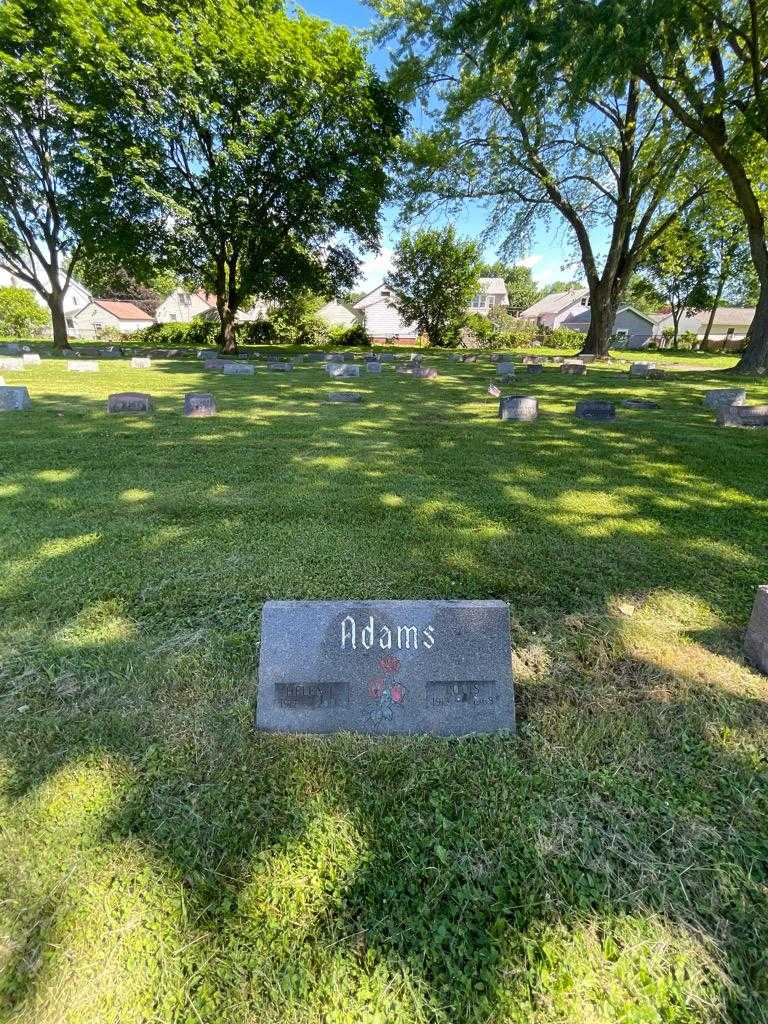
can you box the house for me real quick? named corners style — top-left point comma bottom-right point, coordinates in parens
top-left (468, 277), bottom-right (510, 315)
top-left (653, 307), bottom-right (755, 351)
top-left (0, 264), bottom-right (91, 317)
top-left (155, 288), bottom-right (215, 323)
top-left (317, 300), bottom-right (359, 328)
top-left (353, 277), bottom-right (511, 343)
top-left (561, 304), bottom-right (657, 349)
top-left (353, 284), bottom-right (419, 342)
top-left (519, 288), bottom-right (590, 328)
top-left (69, 299), bottom-right (155, 337)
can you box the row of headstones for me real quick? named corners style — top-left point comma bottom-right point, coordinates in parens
top-left (497, 396), bottom-right (660, 422)
top-left (703, 388), bottom-right (768, 428)
top-left (0, 356), bottom-right (153, 372)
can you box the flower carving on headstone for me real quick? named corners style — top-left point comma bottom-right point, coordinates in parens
top-left (368, 657), bottom-right (404, 725)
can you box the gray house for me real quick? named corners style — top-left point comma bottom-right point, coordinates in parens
top-left (561, 304), bottom-right (656, 349)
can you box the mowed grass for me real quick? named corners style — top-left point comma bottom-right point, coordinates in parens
top-left (0, 348), bottom-right (767, 1023)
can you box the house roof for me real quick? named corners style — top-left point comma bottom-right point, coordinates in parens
top-left (520, 288), bottom-right (589, 318)
top-left (353, 284), bottom-right (393, 310)
top-left (562, 304), bottom-right (656, 327)
top-left (92, 299), bottom-right (153, 321)
top-left (477, 276), bottom-right (507, 294)
top-left (194, 289), bottom-right (216, 306)
top-left (704, 307), bottom-right (756, 325)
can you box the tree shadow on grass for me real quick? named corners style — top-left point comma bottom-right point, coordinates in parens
top-left (0, 360), bottom-right (767, 1020)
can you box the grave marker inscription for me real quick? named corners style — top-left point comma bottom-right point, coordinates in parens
top-left (256, 600), bottom-right (516, 736)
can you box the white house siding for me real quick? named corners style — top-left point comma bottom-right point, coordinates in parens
top-left (317, 300), bottom-right (359, 328)
top-left (354, 286), bottom-right (418, 341)
top-left (70, 301), bottom-right (154, 338)
top-left (0, 265), bottom-right (91, 316)
top-left (156, 289), bottom-right (214, 323)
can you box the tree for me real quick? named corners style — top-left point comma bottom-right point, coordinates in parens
top-left (128, 2), bottom-right (403, 352)
top-left (386, 226), bottom-right (482, 346)
top-left (0, 286), bottom-right (49, 336)
top-left (0, 0), bottom-right (164, 350)
top-left (637, 220), bottom-right (712, 347)
top-left (620, 273), bottom-right (665, 315)
top-left (487, 0), bottom-right (768, 371)
top-left (480, 260), bottom-right (539, 312)
top-left (376, 1), bottom-right (705, 356)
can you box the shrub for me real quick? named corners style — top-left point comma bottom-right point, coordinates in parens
top-left (240, 319), bottom-right (278, 345)
top-left (0, 286), bottom-right (49, 337)
top-left (132, 319), bottom-right (218, 347)
top-left (327, 321), bottom-right (370, 347)
top-left (538, 325), bottom-right (586, 350)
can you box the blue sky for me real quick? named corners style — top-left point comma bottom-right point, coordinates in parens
top-left (294, 0), bottom-right (581, 291)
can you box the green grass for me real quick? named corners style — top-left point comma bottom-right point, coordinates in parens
top-left (0, 349), bottom-right (767, 1023)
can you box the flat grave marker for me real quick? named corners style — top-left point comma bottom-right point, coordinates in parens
top-left (184, 392), bottom-right (217, 417)
top-left (107, 392), bottom-right (153, 414)
top-left (224, 362), bottom-right (255, 375)
top-left (256, 600), bottom-right (516, 736)
top-left (704, 388), bottom-right (747, 411)
top-left (326, 391), bottom-right (363, 403)
top-left (0, 357), bottom-right (24, 371)
top-left (131, 357), bottom-right (152, 369)
top-left (22, 354), bottom-right (42, 366)
top-left (499, 395), bottom-right (538, 422)
top-left (0, 386), bottom-right (31, 411)
top-left (68, 360), bottom-right (99, 373)
top-left (745, 586), bottom-right (768, 675)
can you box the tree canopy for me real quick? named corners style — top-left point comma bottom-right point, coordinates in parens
top-left (122, 1), bottom-right (403, 350)
top-left (386, 226), bottom-right (482, 346)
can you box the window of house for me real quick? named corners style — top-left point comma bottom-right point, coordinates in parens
top-left (615, 329), bottom-right (629, 340)
top-left (169, 313), bottom-right (177, 321)
top-left (65, 317), bottom-right (74, 328)
top-left (726, 328), bottom-right (735, 340)
top-left (93, 321), bottom-right (103, 330)
top-left (471, 293), bottom-right (487, 309)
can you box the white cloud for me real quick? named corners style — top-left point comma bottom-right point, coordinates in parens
top-left (357, 247), bottom-right (395, 292)
top-left (515, 254), bottom-right (543, 269)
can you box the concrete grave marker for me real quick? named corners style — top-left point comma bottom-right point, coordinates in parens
top-left (0, 357), bottom-right (24, 371)
top-left (575, 399), bottom-right (616, 421)
top-left (327, 363), bottom-right (360, 378)
top-left (131, 357), bottom-right (152, 369)
top-left (0, 386), bottom-right (31, 411)
top-left (704, 388), bottom-right (747, 411)
top-left (496, 362), bottom-right (515, 376)
top-left (326, 391), bottom-right (363, 403)
top-left (224, 362), bottom-right (255, 374)
top-left (745, 586), bottom-right (768, 675)
top-left (184, 392), bottom-right (217, 417)
top-left (499, 395), bottom-right (538, 422)
top-left (562, 360), bottom-right (586, 376)
top-left (22, 353), bottom-right (42, 366)
top-left (630, 361), bottom-right (655, 378)
top-left (68, 360), bottom-right (99, 372)
top-left (526, 363), bottom-right (544, 375)
top-left (266, 361), bottom-right (293, 372)
top-left (107, 392), bottom-right (153, 414)
top-left (378, 352), bottom-right (395, 362)
top-left (365, 361), bottom-right (382, 374)
top-left (256, 600), bottom-right (516, 736)
top-left (716, 403), bottom-right (768, 428)
top-left (621, 399), bottom-right (660, 410)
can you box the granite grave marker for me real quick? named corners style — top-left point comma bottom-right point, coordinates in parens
top-left (107, 392), bottom-right (153, 414)
top-left (0, 386), bottom-right (31, 411)
top-left (256, 600), bottom-right (516, 736)
top-left (184, 392), bottom-right (217, 417)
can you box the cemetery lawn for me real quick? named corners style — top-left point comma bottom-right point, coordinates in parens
top-left (1, 349), bottom-right (768, 1024)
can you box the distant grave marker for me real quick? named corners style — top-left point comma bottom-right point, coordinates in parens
top-left (326, 391), bottom-right (363, 403)
top-left (256, 600), bottom-right (516, 736)
top-left (562, 360), bottom-right (586, 376)
top-left (716, 403), bottom-right (768, 428)
top-left (703, 388), bottom-right (747, 411)
top-left (224, 362), bottom-right (255, 374)
top-left (0, 357), bottom-right (24, 371)
top-left (131, 357), bottom-right (152, 369)
top-left (575, 399), bottom-right (616, 421)
top-left (68, 360), bottom-right (99, 372)
top-left (107, 392), bottom-right (153, 414)
top-left (22, 353), bottom-right (42, 366)
top-left (183, 392), bottom-right (217, 417)
top-left (621, 399), bottom-right (660, 410)
top-left (0, 386), bottom-right (31, 411)
top-left (326, 363), bottom-right (360, 378)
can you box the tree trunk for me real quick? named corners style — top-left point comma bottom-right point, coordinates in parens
top-left (219, 306), bottom-right (237, 352)
top-left (47, 290), bottom-right (71, 351)
top-left (736, 279), bottom-right (768, 372)
top-left (702, 270), bottom-right (727, 348)
top-left (580, 291), bottom-right (617, 357)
